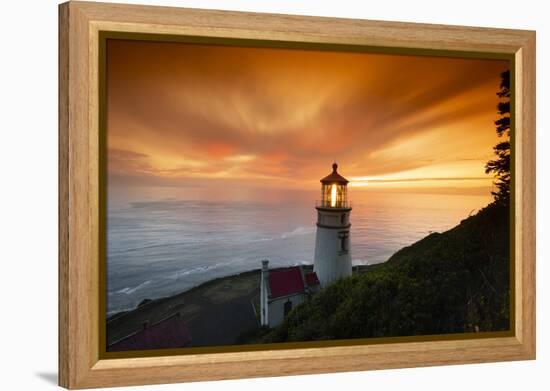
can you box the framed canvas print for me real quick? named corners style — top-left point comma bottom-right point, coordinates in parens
top-left (58, 1), bottom-right (536, 389)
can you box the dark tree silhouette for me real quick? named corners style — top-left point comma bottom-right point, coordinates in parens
top-left (485, 70), bottom-right (511, 203)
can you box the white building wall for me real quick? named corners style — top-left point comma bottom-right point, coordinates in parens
top-left (313, 208), bottom-right (352, 286)
top-left (268, 294), bottom-right (306, 328)
top-left (260, 260), bottom-right (269, 326)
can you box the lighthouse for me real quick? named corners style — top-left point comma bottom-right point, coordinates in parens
top-left (313, 163), bottom-right (352, 287)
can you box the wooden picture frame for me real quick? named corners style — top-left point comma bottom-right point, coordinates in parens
top-left (59, 1), bottom-right (536, 389)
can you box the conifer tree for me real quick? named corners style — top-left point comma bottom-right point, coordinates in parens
top-left (485, 70), bottom-right (511, 203)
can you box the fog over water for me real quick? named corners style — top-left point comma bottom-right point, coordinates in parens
top-left (106, 188), bottom-right (491, 314)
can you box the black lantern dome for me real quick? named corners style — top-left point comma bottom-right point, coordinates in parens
top-left (320, 163), bottom-right (349, 185)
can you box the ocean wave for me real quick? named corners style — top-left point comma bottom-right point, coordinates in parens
top-left (169, 265), bottom-right (215, 279)
top-left (255, 237), bottom-right (275, 242)
top-left (280, 226), bottom-right (315, 239)
top-left (113, 280), bottom-right (152, 295)
top-left (111, 229), bottom-right (301, 254)
top-left (167, 258), bottom-right (243, 280)
top-left (107, 306), bottom-right (138, 317)
top-left (114, 238), bottom-right (212, 254)
top-left (290, 260), bottom-right (312, 266)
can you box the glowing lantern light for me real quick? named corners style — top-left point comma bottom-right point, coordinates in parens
top-left (330, 184), bottom-right (337, 207)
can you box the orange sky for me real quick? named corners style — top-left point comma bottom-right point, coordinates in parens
top-left (106, 39), bottom-right (509, 196)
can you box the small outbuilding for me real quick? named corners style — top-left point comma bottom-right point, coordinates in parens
top-left (260, 260), bottom-right (320, 328)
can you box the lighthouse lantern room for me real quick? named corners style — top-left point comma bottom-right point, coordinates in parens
top-left (313, 163), bottom-right (353, 287)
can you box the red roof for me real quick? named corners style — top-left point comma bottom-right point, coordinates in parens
top-left (108, 314), bottom-right (191, 352)
top-left (269, 267), bottom-right (305, 299)
top-left (320, 163), bottom-right (349, 184)
top-left (305, 272), bottom-right (320, 286)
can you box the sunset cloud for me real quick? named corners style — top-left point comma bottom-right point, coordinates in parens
top-left (106, 39), bottom-right (508, 195)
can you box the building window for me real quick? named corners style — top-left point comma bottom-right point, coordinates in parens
top-left (284, 300), bottom-right (292, 316)
top-left (339, 230), bottom-right (349, 253)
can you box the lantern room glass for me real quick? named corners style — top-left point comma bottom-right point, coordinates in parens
top-left (321, 183), bottom-right (348, 208)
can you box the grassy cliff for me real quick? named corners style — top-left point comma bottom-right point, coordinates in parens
top-left (259, 201), bottom-right (510, 343)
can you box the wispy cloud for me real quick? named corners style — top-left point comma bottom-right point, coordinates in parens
top-left (106, 40), bottom-right (508, 193)
top-left (352, 177), bottom-right (489, 184)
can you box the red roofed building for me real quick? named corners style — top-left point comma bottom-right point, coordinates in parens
top-left (305, 272), bottom-right (321, 289)
top-left (268, 267), bottom-right (305, 298)
top-left (108, 313), bottom-right (191, 352)
top-left (260, 260), bottom-right (320, 328)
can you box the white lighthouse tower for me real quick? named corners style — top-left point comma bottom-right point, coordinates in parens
top-left (313, 163), bottom-right (352, 287)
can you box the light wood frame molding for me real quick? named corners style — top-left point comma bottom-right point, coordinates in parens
top-left (58, 1), bottom-right (536, 389)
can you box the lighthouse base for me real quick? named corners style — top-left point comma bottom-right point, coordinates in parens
top-left (313, 225), bottom-right (352, 287)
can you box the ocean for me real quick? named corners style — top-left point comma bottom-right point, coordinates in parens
top-left (106, 189), bottom-right (491, 314)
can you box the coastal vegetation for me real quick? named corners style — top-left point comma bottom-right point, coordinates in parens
top-left (246, 200), bottom-right (510, 344)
